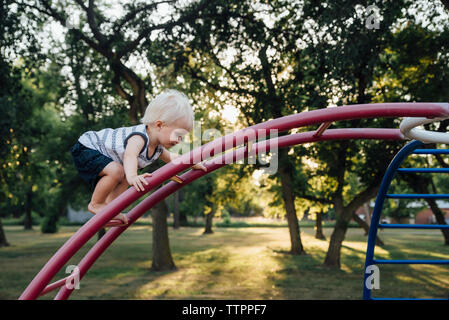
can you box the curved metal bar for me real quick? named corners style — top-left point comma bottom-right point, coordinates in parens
top-left (38, 276), bottom-right (70, 297)
top-left (400, 116), bottom-right (449, 144)
top-left (55, 128), bottom-right (404, 299)
top-left (362, 140), bottom-right (424, 300)
top-left (19, 103), bottom-right (449, 300)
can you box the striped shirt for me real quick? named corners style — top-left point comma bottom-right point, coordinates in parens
top-left (78, 124), bottom-right (163, 169)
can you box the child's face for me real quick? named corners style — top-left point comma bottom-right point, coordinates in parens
top-left (156, 118), bottom-right (190, 149)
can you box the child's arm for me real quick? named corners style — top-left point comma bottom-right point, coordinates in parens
top-left (123, 135), bottom-right (152, 191)
top-left (159, 147), bottom-right (179, 163)
top-left (159, 147), bottom-right (207, 172)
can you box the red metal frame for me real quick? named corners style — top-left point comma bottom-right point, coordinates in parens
top-left (19, 103), bottom-right (449, 300)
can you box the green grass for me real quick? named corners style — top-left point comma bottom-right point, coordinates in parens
top-left (1, 225), bottom-right (448, 300)
top-left (1, 216), bottom-right (360, 228)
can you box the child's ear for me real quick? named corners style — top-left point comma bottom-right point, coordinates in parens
top-left (155, 120), bottom-right (164, 130)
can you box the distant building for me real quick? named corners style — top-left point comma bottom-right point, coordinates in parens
top-left (415, 209), bottom-right (449, 224)
top-left (355, 205), bottom-right (371, 221)
top-left (355, 200), bottom-right (449, 225)
top-left (67, 205), bottom-right (92, 223)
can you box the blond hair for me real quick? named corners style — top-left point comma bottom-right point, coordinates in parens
top-left (140, 89), bottom-right (194, 130)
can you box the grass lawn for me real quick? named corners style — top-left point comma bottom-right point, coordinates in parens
top-left (1, 224), bottom-right (449, 300)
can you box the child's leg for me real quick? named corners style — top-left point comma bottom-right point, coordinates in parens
top-left (88, 161), bottom-right (125, 215)
top-left (104, 179), bottom-right (130, 225)
top-left (105, 178), bottom-right (129, 205)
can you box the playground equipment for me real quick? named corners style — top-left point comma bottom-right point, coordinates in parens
top-left (19, 103), bottom-right (449, 300)
top-left (363, 116), bottom-right (449, 300)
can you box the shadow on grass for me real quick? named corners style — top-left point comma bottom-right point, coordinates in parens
top-left (4, 226), bottom-right (449, 300)
top-left (367, 237), bottom-right (449, 299)
top-left (90, 228), bottom-right (449, 300)
top-left (264, 228), bottom-right (449, 300)
top-left (70, 228), bottom-right (283, 299)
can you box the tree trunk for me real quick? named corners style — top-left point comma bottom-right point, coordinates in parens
top-left (402, 174), bottom-right (449, 245)
top-left (179, 209), bottom-right (188, 226)
top-left (352, 211), bottom-right (384, 246)
top-left (258, 44), bottom-right (305, 255)
top-left (315, 210), bottom-right (326, 240)
top-left (178, 189), bottom-right (188, 226)
top-left (204, 211), bottom-right (214, 234)
top-left (302, 208), bottom-right (310, 221)
top-left (173, 191), bottom-right (180, 229)
top-left (0, 219), bottom-right (10, 247)
top-left (278, 149), bottom-right (306, 255)
top-left (110, 61), bottom-right (148, 124)
top-left (12, 206), bottom-right (21, 218)
top-left (322, 70), bottom-right (373, 268)
top-left (97, 228), bottom-right (106, 240)
top-left (364, 202), bottom-right (372, 227)
top-left (426, 199), bottom-right (449, 245)
top-left (324, 214), bottom-right (349, 268)
top-left (151, 199), bottom-right (176, 271)
top-left (24, 185), bottom-right (33, 230)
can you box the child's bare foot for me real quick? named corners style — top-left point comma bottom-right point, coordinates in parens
top-left (88, 202), bottom-right (107, 215)
top-left (112, 213), bottom-right (128, 225)
top-left (88, 202), bottom-right (128, 226)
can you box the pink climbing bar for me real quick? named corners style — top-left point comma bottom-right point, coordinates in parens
top-left (38, 277), bottom-right (70, 297)
top-left (314, 122), bottom-right (333, 137)
top-left (54, 128), bottom-right (404, 299)
top-left (19, 102), bottom-right (449, 300)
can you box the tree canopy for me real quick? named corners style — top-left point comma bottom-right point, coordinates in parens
top-left (2, 0), bottom-right (449, 270)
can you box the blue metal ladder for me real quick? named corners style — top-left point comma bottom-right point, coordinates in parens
top-left (363, 140), bottom-right (449, 300)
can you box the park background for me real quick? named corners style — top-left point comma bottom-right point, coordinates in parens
top-left (1, 0), bottom-right (449, 299)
